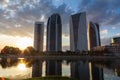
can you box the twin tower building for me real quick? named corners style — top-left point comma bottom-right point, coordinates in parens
top-left (34, 12), bottom-right (103, 80)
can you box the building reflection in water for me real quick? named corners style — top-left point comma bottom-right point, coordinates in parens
top-left (0, 57), bottom-right (120, 80)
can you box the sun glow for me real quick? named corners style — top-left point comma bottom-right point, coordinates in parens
top-left (17, 63), bottom-right (26, 71)
top-left (16, 37), bottom-right (33, 50)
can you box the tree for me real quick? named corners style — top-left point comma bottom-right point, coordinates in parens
top-left (1, 46), bottom-right (21, 55)
top-left (23, 46), bottom-right (36, 56)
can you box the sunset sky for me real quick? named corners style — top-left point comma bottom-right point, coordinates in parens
top-left (0, 0), bottom-right (120, 50)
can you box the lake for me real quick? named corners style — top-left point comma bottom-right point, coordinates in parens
top-left (0, 58), bottom-right (120, 80)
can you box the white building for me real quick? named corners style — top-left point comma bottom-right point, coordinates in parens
top-left (70, 12), bottom-right (89, 80)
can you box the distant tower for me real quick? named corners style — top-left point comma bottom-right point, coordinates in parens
top-left (32, 22), bottom-right (44, 77)
top-left (46, 13), bottom-right (62, 75)
top-left (88, 22), bottom-right (103, 80)
top-left (34, 22), bottom-right (44, 52)
top-left (88, 22), bottom-right (101, 50)
top-left (70, 12), bottom-right (89, 80)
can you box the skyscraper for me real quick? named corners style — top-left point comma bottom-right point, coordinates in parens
top-left (34, 22), bottom-right (44, 52)
top-left (70, 12), bottom-right (88, 51)
top-left (70, 12), bottom-right (89, 80)
top-left (88, 22), bottom-right (103, 80)
top-left (46, 13), bottom-right (62, 75)
top-left (88, 22), bottom-right (101, 50)
top-left (32, 22), bottom-right (44, 77)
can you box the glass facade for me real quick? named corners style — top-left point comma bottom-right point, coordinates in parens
top-left (46, 13), bottom-right (62, 51)
top-left (70, 12), bottom-right (89, 80)
top-left (46, 13), bottom-right (62, 75)
top-left (88, 22), bottom-right (104, 80)
top-left (34, 22), bottom-right (44, 52)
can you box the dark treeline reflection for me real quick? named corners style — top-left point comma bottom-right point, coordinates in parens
top-left (0, 58), bottom-right (33, 68)
top-left (1, 57), bottom-right (120, 77)
top-left (93, 59), bottom-right (120, 69)
top-left (0, 57), bottom-right (120, 70)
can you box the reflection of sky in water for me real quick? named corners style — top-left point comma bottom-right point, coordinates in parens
top-left (104, 68), bottom-right (120, 80)
top-left (0, 66), bottom-right (32, 79)
top-left (0, 62), bottom-right (120, 80)
top-left (62, 63), bottom-right (70, 76)
top-left (0, 62), bottom-right (70, 79)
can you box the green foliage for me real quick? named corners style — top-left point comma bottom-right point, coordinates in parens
top-left (23, 76), bottom-right (77, 80)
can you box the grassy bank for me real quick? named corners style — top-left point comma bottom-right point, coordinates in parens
top-left (23, 76), bottom-right (77, 80)
top-left (0, 77), bottom-right (9, 80)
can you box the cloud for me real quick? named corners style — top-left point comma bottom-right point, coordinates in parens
top-left (112, 27), bottom-right (116, 30)
top-left (116, 33), bottom-right (120, 36)
top-left (100, 29), bottom-right (109, 39)
top-left (0, 0), bottom-right (73, 37)
top-left (78, 0), bottom-right (120, 26)
top-left (101, 37), bottom-right (111, 46)
top-left (100, 29), bottom-right (108, 35)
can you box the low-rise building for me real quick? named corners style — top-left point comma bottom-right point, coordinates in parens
top-left (93, 37), bottom-right (120, 54)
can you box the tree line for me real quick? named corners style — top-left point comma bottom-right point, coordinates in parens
top-left (0, 46), bottom-right (113, 56)
top-left (0, 46), bottom-right (37, 56)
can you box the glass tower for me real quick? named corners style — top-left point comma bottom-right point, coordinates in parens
top-left (46, 13), bottom-right (62, 75)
